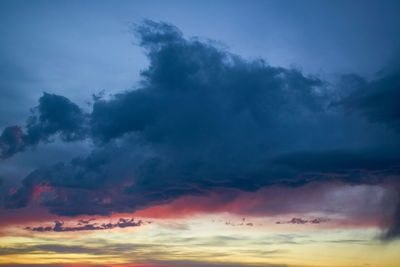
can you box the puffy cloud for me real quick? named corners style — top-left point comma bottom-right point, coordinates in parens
top-left (2, 20), bottom-right (400, 238)
top-left (0, 93), bottom-right (86, 159)
top-left (0, 126), bottom-right (26, 159)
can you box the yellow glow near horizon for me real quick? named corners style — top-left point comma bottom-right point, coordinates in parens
top-left (0, 214), bottom-right (399, 267)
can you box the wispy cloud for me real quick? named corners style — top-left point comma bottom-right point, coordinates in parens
top-left (276, 217), bottom-right (329, 225)
top-left (25, 218), bottom-right (142, 232)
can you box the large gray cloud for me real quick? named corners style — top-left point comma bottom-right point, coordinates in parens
top-left (1, 21), bottom-right (400, 238)
top-left (340, 72), bottom-right (400, 132)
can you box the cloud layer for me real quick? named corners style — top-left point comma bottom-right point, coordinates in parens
top-left (1, 21), bottom-right (400, 238)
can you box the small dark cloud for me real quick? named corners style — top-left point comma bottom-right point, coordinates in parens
top-left (0, 126), bottom-right (26, 159)
top-left (0, 93), bottom-right (86, 159)
top-left (78, 218), bottom-right (96, 225)
top-left (276, 217), bottom-right (328, 225)
top-left (224, 218), bottom-right (254, 227)
top-left (25, 218), bottom-right (142, 232)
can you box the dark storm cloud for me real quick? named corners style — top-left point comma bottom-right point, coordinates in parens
top-left (2, 21), bottom-right (400, 237)
top-left (0, 93), bottom-right (86, 159)
top-left (339, 72), bottom-right (400, 131)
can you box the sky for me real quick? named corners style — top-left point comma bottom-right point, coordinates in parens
top-left (1, 0), bottom-right (400, 266)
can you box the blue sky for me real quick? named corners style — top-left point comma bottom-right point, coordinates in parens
top-left (2, 0), bottom-right (400, 124)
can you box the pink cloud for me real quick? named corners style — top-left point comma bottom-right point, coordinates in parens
top-left (132, 181), bottom-right (397, 228)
